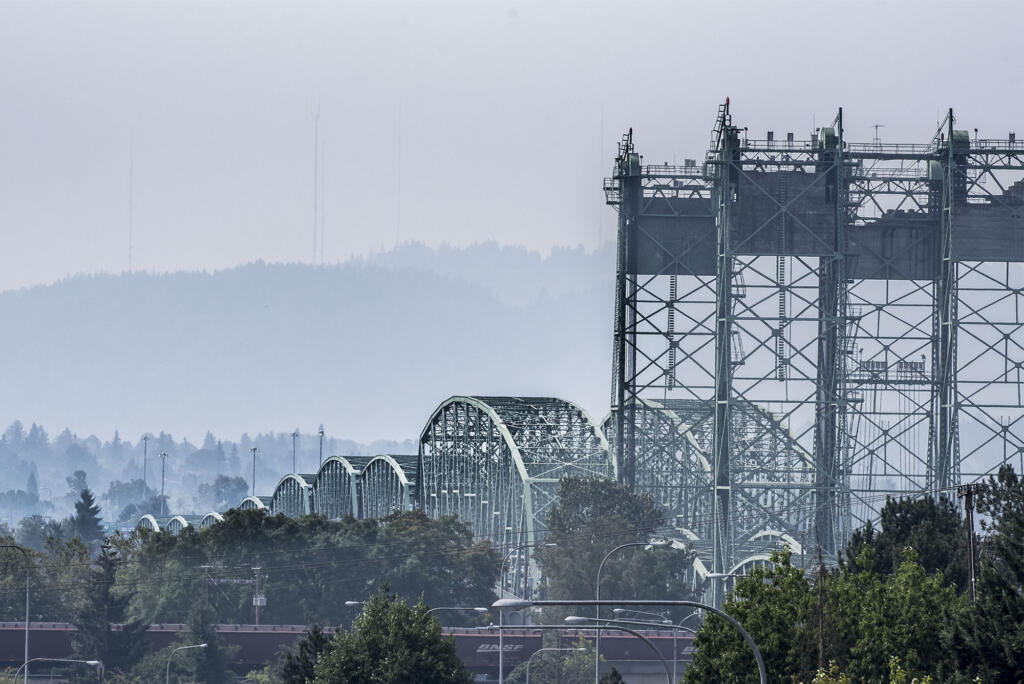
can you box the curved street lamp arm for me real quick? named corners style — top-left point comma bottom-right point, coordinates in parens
top-left (517, 599), bottom-right (767, 684)
top-left (166, 643), bottom-right (207, 684)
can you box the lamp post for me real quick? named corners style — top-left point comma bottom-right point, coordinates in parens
top-left (427, 606), bottom-right (489, 617)
top-left (525, 647), bottom-right (586, 684)
top-left (497, 541), bottom-right (556, 682)
top-left (576, 613), bottom-right (699, 683)
top-left (613, 608), bottom-right (669, 622)
top-left (594, 539), bottom-right (672, 682)
top-left (495, 598), bottom-right (766, 684)
top-left (250, 447), bottom-right (258, 497)
top-left (165, 643), bottom-right (207, 684)
top-left (706, 571), bottom-right (743, 607)
top-left (159, 452), bottom-right (169, 516)
top-left (1, 544), bottom-right (29, 681)
top-left (318, 426), bottom-right (325, 468)
top-left (142, 434), bottom-right (150, 492)
top-left (14, 658), bottom-right (102, 682)
top-left (291, 431), bottom-right (298, 473)
top-left (564, 616), bottom-right (673, 683)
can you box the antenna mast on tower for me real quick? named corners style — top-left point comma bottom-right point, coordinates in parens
top-left (312, 99), bottom-right (320, 263)
top-left (128, 143), bottom-right (134, 273)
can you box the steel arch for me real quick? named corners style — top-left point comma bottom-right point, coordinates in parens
top-left (360, 454), bottom-right (418, 519)
top-left (313, 456), bottom-right (366, 519)
top-left (420, 395), bottom-right (613, 597)
top-left (270, 473), bottom-right (315, 517)
top-left (237, 495), bottom-right (271, 511)
top-left (166, 515), bottom-right (192, 535)
top-left (200, 512), bottom-right (224, 529)
top-left (135, 514), bottom-right (160, 532)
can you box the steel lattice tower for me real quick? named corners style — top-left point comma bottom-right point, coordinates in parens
top-left (607, 102), bottom-right (1024, 603)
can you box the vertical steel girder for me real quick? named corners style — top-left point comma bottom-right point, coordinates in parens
top-left (930, 110), bottom-right (960, 493)
top-left (613, 130), bottom-right (642, 489)
top-left (605, 103), bottom-right (1024, 594)
top-left (711, 104), bottom-right (737, 591)
top-left (812, 110), bottom-right (848, 554)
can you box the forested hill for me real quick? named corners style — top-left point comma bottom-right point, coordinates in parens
top-left (0, 241), bottom-right (614, 448)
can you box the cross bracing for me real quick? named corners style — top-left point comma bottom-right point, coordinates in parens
top-left (419, 396), bottom-right (613, 597)
top-left (141, 394), bottom-right (794, 601)
top-left (606, 103), bottom-right (1024, 603)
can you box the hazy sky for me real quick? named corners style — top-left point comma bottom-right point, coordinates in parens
top-left (1, 0), bottom-right (1022, 292)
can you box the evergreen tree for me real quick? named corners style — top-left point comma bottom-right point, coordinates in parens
top-left (945, 465), bottom-right (1024, 681)
top-left (844, 494), bottom-right (968, 591)
top-left (71, 541), bottom-right (147, 674)
top-left (186, 601), bottom-right (238, 682)
top-left (72, 488), bottom-right (104, 547)
top-left (25, 471), bottom-right (38, 501)
top-left (66, 470), bottom-right (88, 497)
top-left (278, 624), bottom-right (331, 683)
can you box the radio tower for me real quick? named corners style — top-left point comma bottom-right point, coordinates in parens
top-left (128, 142), bottom-right (134, 273)
top-left (312, 100), bottom-right (320, 263)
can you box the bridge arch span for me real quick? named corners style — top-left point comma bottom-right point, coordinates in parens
top-left (313, 456), bottom-right (367, 519)
top-left (270, 473), bottom-right (315, 517)
top-left (360, 455), bottom-right (418, 519)
top-left (420, 395), bottom-right (612, 596)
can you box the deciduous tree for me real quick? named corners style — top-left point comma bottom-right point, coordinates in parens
top-left (312, 591), bottom-right (470, 684)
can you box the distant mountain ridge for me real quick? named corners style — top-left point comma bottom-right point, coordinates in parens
top-left (0, 241), bottom-right (615, 447)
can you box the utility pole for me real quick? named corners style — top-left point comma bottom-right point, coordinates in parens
top-left (957, 483), bottom-right (980, 602)
top-left (159, 452), bottom-right (168, 516)
top-left (817, 547), bottom-right (825, 670)
top-left (318, 426), bottom-right (325, 468)
top-left (250, 447), bottom-right (258, 497)
top-left (252, 567), bottom-right (264, 625)
top-left (291, 431), bottom-right (298, 473)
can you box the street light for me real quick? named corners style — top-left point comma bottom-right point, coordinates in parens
top-left (1, 544), bottom-right (29, 682)
top-left (318, 426), bottom-right (325, 468)
top-left (571, 614), bottom-right (699, 683)
top-left (250, 447), bottom-right (258, 497)
top-left (525, 647), bottom-right (586, 684)
top-left (426, 606), bottom-right (489, 616)
top-left (494, 598), bottom-right (766, 684)
top-left (166, 643), bottom-right (207, 684)
top-left (613, 608), bottom-right (671, 623)
top-left (499, 542), bottom-right (557, 599)
top-left (14, 658), bottom-right (102, 682)
top-left (595, 539), bottom-right (672, 682)
top-left (564, 616), bottom-right (672, 684)
top-left (291, 431), bottom-right (298, 473)
top-left (159, 451), bottom-right (169, 516)
top-left (497, 542), bottom-right (556, 683)
top-left (344, 600), bottom-right (364, 607)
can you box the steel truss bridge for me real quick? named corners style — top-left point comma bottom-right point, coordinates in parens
top-left (140, 103), bottom-right (1024, 607)
top-left (606, 101), bottom-right (1024, 602)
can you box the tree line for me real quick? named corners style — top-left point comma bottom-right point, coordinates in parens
top-left (686, 465), bottom-right (1024, 683)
